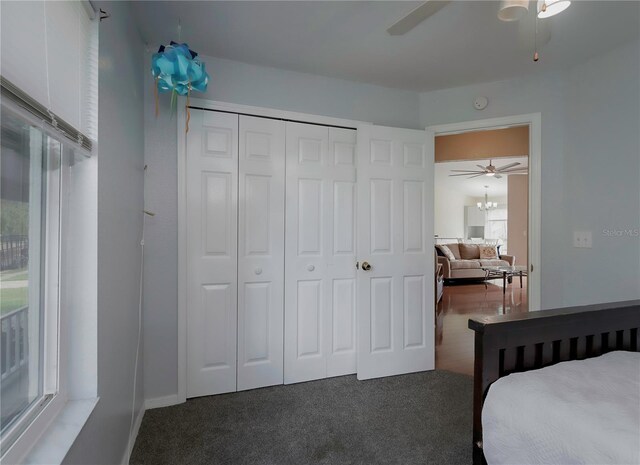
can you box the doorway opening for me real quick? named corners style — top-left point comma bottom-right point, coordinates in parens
top-left (428, 115), bottom-right (541, 376)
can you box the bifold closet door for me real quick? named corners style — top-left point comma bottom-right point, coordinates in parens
top-left (186, 110), bottom-right (239, 398)
top-left (284, 122), bottom-right (357, 384)
top-left (237, 115), bottom-right (285, 391)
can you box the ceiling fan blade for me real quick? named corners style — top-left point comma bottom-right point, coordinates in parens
top-left (494, 174), bottom-right (503, 179)
top-left (496, 162), bottom-right (521, 171)
top-left (476, 164), bottom-right (487, 170)
top-left (450, 169), bottom-right (485, 173)
top-left (449, 173), bottom-right (484, 177)
top-left (468, 173), bottom-right (487, 179)
top-left (500, 167), bottom-right (528, 173)
top-left (386, 1), bottom-right (451, 36)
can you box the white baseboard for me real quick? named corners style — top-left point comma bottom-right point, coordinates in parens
top-left (144, 393), bottom-right (182, 410)
top-left (120, 394), bottom-right (180, 464)
top-left (122, 404), bottom-right (145, 465)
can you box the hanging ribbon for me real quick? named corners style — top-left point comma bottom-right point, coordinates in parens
top-left (185, 83), bottom-right (191, 133)
top-left (154, 77), bottom-right (159, 117)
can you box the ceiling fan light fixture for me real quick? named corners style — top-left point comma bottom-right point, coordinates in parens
top-left (537, 0), bottom-right (571, 19)
top-left (486, 172), bottom-right (495, 177)
top-left (498, 0), bottom-right (529, 22)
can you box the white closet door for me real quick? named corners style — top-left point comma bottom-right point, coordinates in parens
top-left (284, 122), bottom-right (357, 384)
top-left (326, 128), bottom-right (358, 377)
top-left (186, 110), bottom-right (238, 397)
top-left (356, 124), bottom-right (435, 380)
top-left (237, 115), bottom-right (285, 391)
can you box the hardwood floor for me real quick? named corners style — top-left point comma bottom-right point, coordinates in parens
top-left (435, 278), bottom-right (529, 376)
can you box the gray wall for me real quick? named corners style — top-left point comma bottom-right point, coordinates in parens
top-left (196, 55), bottom-right (421, 129)
top-left (420, 38), bottom-right (640, 308)
top-left (562, 39), bottom-right (640, 305)
top-left (142, 57), bottom-right (179, 402)
top-left (143, 38), bottom-right (640, 402)
top-left (142, 54), bottom-right (421, 401)
top-left (64, 2), bottom-right (145, 464)
top-left (420, 70), bottom-right (569, 309)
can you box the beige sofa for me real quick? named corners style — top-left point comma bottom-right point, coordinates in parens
top-left (435, 243), bottom-right (515, 281)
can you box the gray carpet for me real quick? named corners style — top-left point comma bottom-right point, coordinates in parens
top-left (131, 370), bottom-right (472, 465)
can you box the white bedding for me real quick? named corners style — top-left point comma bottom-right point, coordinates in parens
top-left (482, 350), bottom-right (640, 465)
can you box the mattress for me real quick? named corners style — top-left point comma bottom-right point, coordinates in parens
top-left (482, 350), bottom-right (640, 465)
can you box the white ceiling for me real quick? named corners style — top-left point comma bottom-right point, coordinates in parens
top-left (435, 157), bottom-right (528, 198)
top-left (133, 1), bottom-right (640, 92)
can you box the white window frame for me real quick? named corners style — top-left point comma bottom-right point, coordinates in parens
top-left (0, 102), bottom-right (81, 464)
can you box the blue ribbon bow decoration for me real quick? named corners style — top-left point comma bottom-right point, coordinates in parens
top-left (151, 41), bottom-right (209, 131)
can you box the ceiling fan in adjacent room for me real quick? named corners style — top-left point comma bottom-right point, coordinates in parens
top-left (448, 160), bottom-right (528, 179)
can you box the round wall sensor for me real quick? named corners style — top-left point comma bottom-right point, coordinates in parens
top-left (474, 97), bottom-right (488, 110)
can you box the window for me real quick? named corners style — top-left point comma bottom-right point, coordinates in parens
top-left (1, 1), bottom-right (98, 459)
top-left (0, 105), bottom-right (60, 452)
top-left (486, 207), bottom-right (508, 253)
top-left (0, 103), bottom-right (64, 456)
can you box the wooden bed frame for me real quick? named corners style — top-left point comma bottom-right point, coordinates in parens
top-left (468, 299), bottom-right (640, 465)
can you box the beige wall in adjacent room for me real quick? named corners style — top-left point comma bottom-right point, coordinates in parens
top-left (507, 174), bottom-right (528, 266)
top-left (435, 125), bottom-right (529, 162)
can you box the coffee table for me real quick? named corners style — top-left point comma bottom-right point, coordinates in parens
top-left (481, 265), bottom-right (528, 295)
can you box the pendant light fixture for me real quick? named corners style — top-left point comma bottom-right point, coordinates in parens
top-left (537, 0), bottom-right (571, 19)
top-left (477, 186), bottom-right (497, 212)
top-left (498, 0), bottom-right (529, 22)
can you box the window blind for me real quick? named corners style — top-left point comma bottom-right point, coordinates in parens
top-left (0, 0), bottom-right (98, 150)
top-left (1, 76), bottom-right (92, 152)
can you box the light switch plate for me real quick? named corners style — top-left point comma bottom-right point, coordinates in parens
top-left (573, 231), bottom-right (592, 248)
top-left (573, 231), bottom-right (581, 247)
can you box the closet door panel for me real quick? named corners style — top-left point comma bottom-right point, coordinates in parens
top-left (331, 278), bottom-right (356, 354)
top-left (285, 123), bottom-right (328, 383)
top-left (356, 125), bottom-right (435, 381)
top-left (296, 279), bottom-right (323, 358)
top-left (243, 174), bottom-right (271, 255)
top-left (242, 282), bottom-right (271, 361)
top-left (187, 110), bottom-right (238, 398)
top-left (297, 178), bottom-right (323, 255)
top-left (285, 123), bottom-right (357, 383)
top-left (237, 115), bottom-right (285, 391)
top-left (326, 128), bottom-right (357, 377)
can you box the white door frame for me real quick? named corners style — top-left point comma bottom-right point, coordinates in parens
top-left (177, 98), bottom-right (366, 404)
top-left (427, 113), bottom-right (542, 312)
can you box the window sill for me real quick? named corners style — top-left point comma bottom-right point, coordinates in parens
top-left (23, 397), bottom-right (99, 465)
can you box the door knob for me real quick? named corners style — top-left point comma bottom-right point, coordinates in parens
top-left (361, 261), bottom-right (372, 271)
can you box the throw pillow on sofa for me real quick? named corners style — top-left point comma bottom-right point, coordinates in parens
top-left (436, 244), bottom-right (456, 261)
top-left (459, 243), bottom-right (480, 260)
top-left (479, 245), bottom-right (499, 259)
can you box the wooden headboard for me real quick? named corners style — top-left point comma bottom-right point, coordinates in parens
top-left (468, 300), bottom-right (640, 465)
